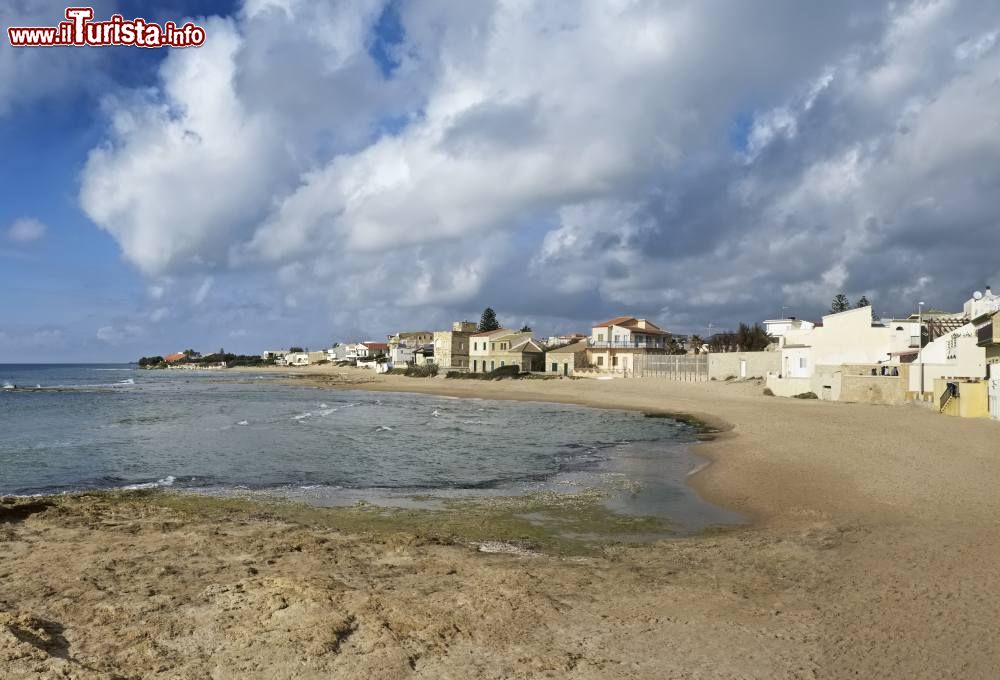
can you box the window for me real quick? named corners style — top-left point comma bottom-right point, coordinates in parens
top-left (491, 343), bottom-right (495, 351)
top-left (473, 360), bottom-right (478, 371)
top-left (799, 357), bottom-right (807, 369)
top-left (552, 363), bottom-right (558, 372)
top-left (501, 361), bottom-right (505, 367)
top-left (597, 356), bottom-right (604, 366)
top-left (612, 356), bottom-right (618, 366)
top-left (491, 360), bottom-right (495, 370)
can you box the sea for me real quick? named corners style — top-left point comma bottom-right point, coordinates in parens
top-left (0, 364), bottom-right (740, 533)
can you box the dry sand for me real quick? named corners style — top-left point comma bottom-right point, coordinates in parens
top-left (3, 366), bottom-right (999, 678)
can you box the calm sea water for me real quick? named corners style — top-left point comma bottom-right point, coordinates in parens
top-left (0, 364), bottom-right (739, 531)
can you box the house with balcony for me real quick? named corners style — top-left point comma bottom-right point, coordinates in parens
top-left (469, 329), bottom-right (544, 373)
top-left (974, 308), bottom-right (1000, 421)
top-left (585, 316), bottom-right (671, 373)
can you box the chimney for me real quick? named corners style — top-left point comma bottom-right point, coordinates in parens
top-left (987, 285), bottom-right (993, 297)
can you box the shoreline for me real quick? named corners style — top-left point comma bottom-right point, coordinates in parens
top-left (6, 365), bottom-right (1000, 677)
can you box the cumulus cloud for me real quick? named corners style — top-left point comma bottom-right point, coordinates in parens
top-left (79, 0), bottom-right (1000, 338)
top-left (0, 1), bottom-right (116, 116)
top-left (6, 218), bottom-right (46, 243)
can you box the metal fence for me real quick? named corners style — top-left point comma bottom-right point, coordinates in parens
top-left (632, 353), bottom-right (708, 380)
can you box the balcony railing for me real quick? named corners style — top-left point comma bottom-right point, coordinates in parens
top-left (587, 339), bottom-right (669, 349)
top-left (977, 317), bottom-right (1000, 346)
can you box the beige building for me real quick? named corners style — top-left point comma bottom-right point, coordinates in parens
top-left (433, 321), bottom-right (478, 370)
top-left (585, 316), bottom-right (671, 373)
top-left (387, 331), bottom-right (434, 349)
top-left (546, 340), bottom-right (588, 376)
top-left (470, 329), bottom-right (544, 373)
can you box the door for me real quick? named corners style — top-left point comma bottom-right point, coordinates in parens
top-left (563, 364), bottom-right (568, 376)
top-left (740, 359), bottom-right (747, 379)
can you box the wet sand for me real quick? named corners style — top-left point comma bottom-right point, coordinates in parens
top-left (3, 367), bottom-right (1000, 678)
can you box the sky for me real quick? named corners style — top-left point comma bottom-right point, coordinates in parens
top-left (2, 0), bottom-right (1000, 361)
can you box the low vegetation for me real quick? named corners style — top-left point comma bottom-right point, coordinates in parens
top-left (446, 365), bottom-right (525, 380)
top-left (793, 391), bottom-right (819, 399)
top-left (402, 364), bottom-right (439, 377)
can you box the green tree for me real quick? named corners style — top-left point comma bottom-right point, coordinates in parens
top-left (856, 295), bottom-right (871, 308)
top-left (831, 294), bottom-right (850, 313)
top-left (479, 307), bottom-right (500, 332)
top-left (520, 324), bottom-right (532, 333)
top-left (289, 346), bottom-right (304, 353)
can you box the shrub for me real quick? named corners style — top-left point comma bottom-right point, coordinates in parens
top-left (762, 388), bottom-right (774, 396)
top-left (446, 365), bottom-right (525, 380)
top-left (793, 391), bottom-right (818, 399)
top-left (404, 364), bottom-right (438, 378)
top-left (387, 368), bottom-right (408, 375)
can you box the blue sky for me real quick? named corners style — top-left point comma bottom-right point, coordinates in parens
top-left (3, 1), bottom-right (1000, 361)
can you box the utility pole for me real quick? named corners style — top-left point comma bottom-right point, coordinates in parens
top-left (918, 301), bottom-right (925, 397)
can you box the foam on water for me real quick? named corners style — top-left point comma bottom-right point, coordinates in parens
top-left (122, 475), bottom-right (176, 491)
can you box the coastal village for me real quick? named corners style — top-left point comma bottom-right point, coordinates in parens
top-left (151, 286), bottom-right (1000, 423)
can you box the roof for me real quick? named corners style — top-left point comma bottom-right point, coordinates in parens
top-left (547, 340), bottom-right (588, 354)
top-left (471, 328), bottom-right (511, 337)
top-left (620, 323), bottom-right (670, 336)
top-left (164, 352), bottom-right (186, 363)
top-left (363, 342), bottom-right (389, 350)
top-left (593, 316), bottom-right (670, 335)
top-left (594, 316), bottom-right (637, 328)
top-left (510, 338), bottom-right (545, 353)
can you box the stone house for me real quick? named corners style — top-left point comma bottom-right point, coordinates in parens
top-left (433, 321), bottom-right (478, 370)
top-left (545, 340), bottom-right (588, 376)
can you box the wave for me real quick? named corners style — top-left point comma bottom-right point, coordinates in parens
top-left (122, 475), bottom-right (176, 491)
top-left (237, 420), bottom-right (249, 426)
top-left (291, 412), bottom-right (312, 420)
top-left (117, 378), bottom-right (135, 385)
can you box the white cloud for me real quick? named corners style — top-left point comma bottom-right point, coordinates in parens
top-left (96, 324), bottom-right (143, 344)
top-left (77, 0), bottom-right (1000, 337)
top-left (193, 277), bottom-right (214, 305)
top-left (6, 218), bottom-right (46, 243)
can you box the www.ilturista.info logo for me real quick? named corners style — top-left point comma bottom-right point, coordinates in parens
top-left (8, 7), bottom-right (206, 48)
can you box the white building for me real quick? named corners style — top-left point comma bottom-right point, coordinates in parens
top-left (909, 321), bottom-right (985, 393)
top-left (776, 306), bottom-right (919, 378)
top-left (963, 286), bottom-right (1000, 320)
top-left (762, 318), bottom-right (815, 341)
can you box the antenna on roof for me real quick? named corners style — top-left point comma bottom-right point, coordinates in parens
top-left (974, 291), bottom-right (984, 300)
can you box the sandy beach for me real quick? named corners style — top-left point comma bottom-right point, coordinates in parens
top-left (3, 367), bottom-right (1000, 678)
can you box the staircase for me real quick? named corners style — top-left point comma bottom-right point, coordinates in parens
top-left (939, 383), bottom-right (958, 413)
